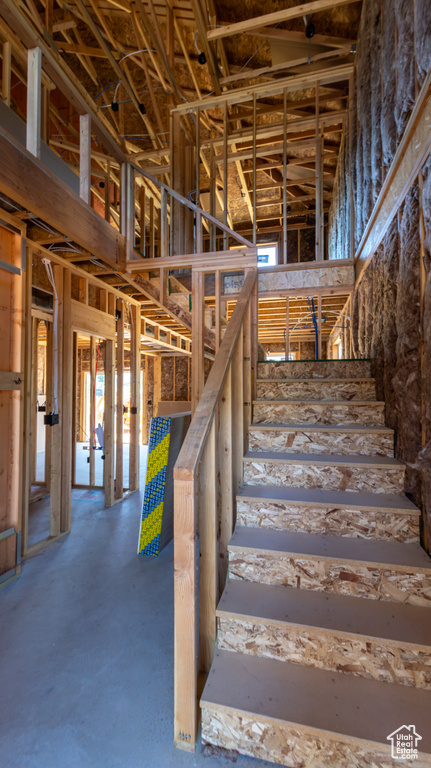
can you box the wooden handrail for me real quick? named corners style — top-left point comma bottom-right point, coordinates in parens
top-left (173, 267), bottom-right (257, 751)
top-left (130, 160), bottom-right (254, 249)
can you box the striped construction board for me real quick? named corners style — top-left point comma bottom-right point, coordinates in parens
top-left (138, 417), bottom-right (171, 556)
top-left (137, 413), bottom-right (190, 557)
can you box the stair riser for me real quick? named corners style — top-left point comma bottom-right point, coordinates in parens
top-left (253, 402), bottom-right (385, 427)
top-left (217, 617), bottom-right (431, 689)
top-left (236, 499), bottom-right (420, 543)
top-left (257, 360), bottom-right (372, 380)
top-left (257, 380), bottom-right (376, 401)
top-left (228, 548), bottom-right (431, 606)
top-left (202, 708), bottom-right (431, 768)
top-left (248, 427), bottom-right (394, 457)
top-left (243, 460), bottom-right (405, 495)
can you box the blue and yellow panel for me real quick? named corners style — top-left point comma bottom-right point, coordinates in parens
top-left (138, 417), bottom-right (171, 557)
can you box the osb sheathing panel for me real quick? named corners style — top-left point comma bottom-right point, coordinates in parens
top-left (217, 617), bottom-right (431, 689)
top-left (253, 401), bottom-right (385, 427)
top-left (228, 549), bottom-right (431, 606)
top-left (300, 341), bottom-right (316, 360)
top-left (248, 426), bottom-right (394, 457)
top-left (243, 458), bottom-right (404, 495)
top-left (236, 498), bottom-right (419, 543)
top-left (257, 265), bottom-right (354, 293)
top-left (161, 357), bottom-right (174, 401)
top-left (257, 361), bottom-right (372, 379)
top-left (174, 356), bottom-right (190, 402)
top-left (201, 708), bottom-right (431, 767)
top-left (256, 379), bottom-right (376, 401)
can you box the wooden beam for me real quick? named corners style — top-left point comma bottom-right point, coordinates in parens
top-left (26, 47), bottom-right (41, 159)
top-left (207, 0), bottom-right (361, 41)
top-left (2, 40), bottom-right (11, 107)
top-left (173, 63), bottom-right (353, 113)
top-left (247, 26), bottom-right (355, 49)
top-left (219, 47), bottom-right (351, 86)
top-left (79, 113), bottom-right (92, 205)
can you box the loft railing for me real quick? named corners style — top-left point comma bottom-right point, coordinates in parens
top-left (173, 268), bottom-right (258, 750)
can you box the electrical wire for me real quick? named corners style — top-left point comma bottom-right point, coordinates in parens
top-left (41, 258), bottom-right (59, 414)
top-left (113, 50), bottom-right (156, 104)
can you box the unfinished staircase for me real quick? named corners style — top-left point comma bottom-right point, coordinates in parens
top-left (201, 360), bottom-right (431, 768)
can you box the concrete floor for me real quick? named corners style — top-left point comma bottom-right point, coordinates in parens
top-left (0, 483), bottom-right (273, 768)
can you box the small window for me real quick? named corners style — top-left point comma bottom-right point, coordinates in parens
top-left (257, 245), bottom-right (277, 267)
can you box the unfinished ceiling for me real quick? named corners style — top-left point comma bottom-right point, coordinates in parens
top-left (0, 0), bottom-right (362, 342)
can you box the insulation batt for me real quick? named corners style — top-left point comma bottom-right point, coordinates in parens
top-left (327, 0), bottom-right (431, 548)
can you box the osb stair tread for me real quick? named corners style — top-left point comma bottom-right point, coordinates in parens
top-left (229, 526), bottom-right (431, 570)
top-left (201, 650), bottom-right (431, 752)
top-left (253, 399), bottom-right (384, 405)
top-left (256, 377), bottom-right (376, 383)
top-left (217, 581), bottom-right (431, 646)
top-left (237, 484), bottom-right (420, 514)
top-left (249, 422), bottom-right (394, 434)
top-left (244, 451), bottom-right (404, 468)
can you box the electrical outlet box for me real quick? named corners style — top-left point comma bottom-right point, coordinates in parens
top-left (44, 412), bottom-right (59, 426)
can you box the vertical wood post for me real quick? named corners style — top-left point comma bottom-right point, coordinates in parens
top-left (105, 161), bottom-right (111, 222)
top-left (252, 95), bottom-right (257, 245)
top-left (196, 211), bottom-right (203, 254)
top-left (121, 162), bottom-right (134, 258)
top-left (160, 188), bottom-right (168, 259)
top-left (26, 47), bottom-right (42, 159)
top-left (191, 269), bottom-right (205, 413)
top-left (282, 88), bottom-right (287, 264)
top-left (129, 304), bottom-right (141, 491)
top-left (115, 299), bottom-right (124, 499)
top-left (315, 81), bottom-right (324, 261)
top-left (215, 270), bottom-right (221, 352)
top-left (223, 102), bottom-right (228, 250)
top-left (210, 146), bottom-right (216, 251)
top-left (49, 265), bottom-right (63, 537)
top-left (251, 273), bottom-right (258, 401)
top-left (285, 297), bottom-right (290, 359)
top-left (171, 111), bottom-right (181, 255)
top-left (149, 196), bottom-right (155, 259)
top-left (174, 474), bottom-right (198, 748)
top-left (243, 299), bottom-right (252, 452)
top-left (61, 268), bottom-right (72, 531)
top-left (22, 247), bottom-right (32, 555)
top-left (2, 41), bottom-right (11, 107)
top-left (89, 336), bottom-right (96, 485)
top-left (104, 339), bottom-right (115, 507)
top-left (317, 294), bottom-right (322, 360)
top-left (72, 332), bottom-right (78, 486)
top-left (198, 418), bottom-right (217, 672)
top-left (218, 364), bottom-right (233, 592)
top-left (79, 113), bottom-right (92, 205)
top-left (139, 186), bottom-right (146, 255)
top-left (231, 333), bottom-right (244, 502)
